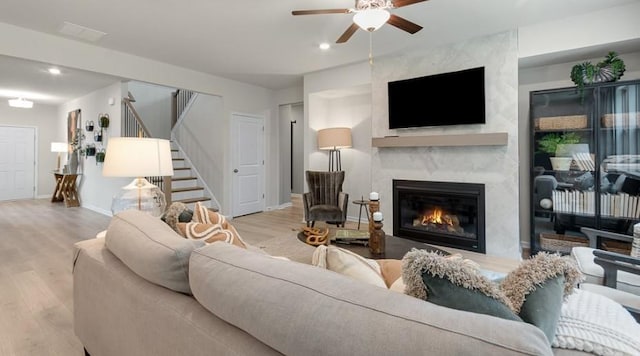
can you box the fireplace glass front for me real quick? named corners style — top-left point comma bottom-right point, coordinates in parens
top-left (393, 180), bottom-right (485, 253)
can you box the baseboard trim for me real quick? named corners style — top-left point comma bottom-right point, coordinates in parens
top-left (82, 204), bottom-right (112, 217)
top-left (266, 202), bottom-right (293, 211)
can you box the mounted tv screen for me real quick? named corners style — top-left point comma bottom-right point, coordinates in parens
top-left (388, 67), bottom-right (486, 129)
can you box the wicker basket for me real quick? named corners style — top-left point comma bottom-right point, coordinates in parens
top-left (535, 115), bottom-right (588, 130)
top-left (601, 113), bottom-right (640, 128)
top-left (539, 233), bottom-right (589, 253)
top-left (601, 240), bottom-right (631, 255)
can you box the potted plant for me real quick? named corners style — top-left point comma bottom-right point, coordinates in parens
top-left (570, 52), bottom-right (626, 94)
top-left (537, 133), bottom-right (581, 171)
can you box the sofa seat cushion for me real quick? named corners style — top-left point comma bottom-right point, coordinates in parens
top-left (579, 283), bottom-right (640, 312)
top-left (190, 243), bottom-right (554, 356)
top-left (571, 247), bottom-right (640, 295)
top-left (308, 204), bottom-right (342, 220)
top-left (105, 210), bottom-right (205, 295)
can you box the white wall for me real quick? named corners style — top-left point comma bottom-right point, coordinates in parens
top-left (0, 22), bottom-right (277, 215)
top-left (517, 50), bottom-right (640, 247)
top-left (370, 31), bottom-right (520, 259)
top-left (0, 101), bottom-right (60, 197)
top-left (518, 2), bottom-right (640, 61)
top-left (173, 94), bottom-right (225, 210)
top-left (307, 89), bottom-right (373, 221)
top-left (58, 82), bottom-right (128, 215)
top-left (128, 81), bottom-right (174, 139)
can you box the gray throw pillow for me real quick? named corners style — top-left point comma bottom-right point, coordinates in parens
top-left (500, 253), bottom-right (582, 342)
top-left (402, 249), bottom-right (520, 321)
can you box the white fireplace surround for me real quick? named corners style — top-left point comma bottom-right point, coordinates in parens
top-left (370, 31), bottom-right (521, 259)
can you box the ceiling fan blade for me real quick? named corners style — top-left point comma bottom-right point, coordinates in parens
top-left (387, 14), bottom-right (423, 34)
top-left (292, 9), bottom-right (351, 16)
top-left (392, 0), bottom-right (428, 8)
top-left (336, 23), bottom-right (360, 43)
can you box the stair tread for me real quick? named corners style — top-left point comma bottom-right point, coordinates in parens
top-left (173, 197), bottom-right (211, 204)
top-left (172, 186), bottom-right (204, 193)
top-left (172, 177), bottom-right (197, 181)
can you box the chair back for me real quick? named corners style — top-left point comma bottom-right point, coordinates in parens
top-left (305, 171), bottom-right (344, 206)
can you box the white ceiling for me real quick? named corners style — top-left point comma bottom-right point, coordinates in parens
top-left (0, 0), bottom-right (638, 103)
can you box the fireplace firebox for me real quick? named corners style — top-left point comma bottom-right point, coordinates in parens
top-left (393, 180), bottom-right (485, 253)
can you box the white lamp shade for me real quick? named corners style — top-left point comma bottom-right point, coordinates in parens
top-left (353, 9), bottom-right (390, 32)
top-left (51, 142), bottom-right (68, 153)
top-left (102, 137), bottom-right (174, 177)
top-left (317, 127), bottom-right (352, 150)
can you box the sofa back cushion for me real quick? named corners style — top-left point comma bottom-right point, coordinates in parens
top-left (105, 210), bottom-right (204, 294)
top-left (189, 243), bottom-right (554, 356)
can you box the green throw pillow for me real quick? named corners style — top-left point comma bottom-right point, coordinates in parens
top-left (518, 275), bottom-right (565, 342)
top-left (500, 253), bottom-right (582, 342)
top-left (402, 249), bottom-right (521, 321)
top-left (421, 273), bottom-right (522, 321)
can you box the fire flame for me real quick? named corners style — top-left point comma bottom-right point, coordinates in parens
top-left (421, 208), bottom-right (453, 226)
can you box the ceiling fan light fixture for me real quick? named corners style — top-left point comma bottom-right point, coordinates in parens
top-left (353, 8), bottom-right (390, 32)
top-left (8, 98), bottom-right (34, 109)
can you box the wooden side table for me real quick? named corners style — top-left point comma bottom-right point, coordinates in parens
top-left (52, 172), bottom-right (80, 207)
top-left (352, 199), bottom-right (370, 230)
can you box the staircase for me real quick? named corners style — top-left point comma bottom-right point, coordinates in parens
top-left (169, 144), bottom-right (212, 209)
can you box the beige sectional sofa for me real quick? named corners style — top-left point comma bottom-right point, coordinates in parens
top-left (73, 211), bottom-right (587, 356)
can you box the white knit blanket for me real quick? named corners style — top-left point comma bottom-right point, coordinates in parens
top-left (552, 289), bottom-right (640, 355)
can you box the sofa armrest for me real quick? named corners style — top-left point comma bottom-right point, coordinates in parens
top-left (580, 227), bottom-right (633, 248)
top-left (592, 249), bottom-right (640, 289)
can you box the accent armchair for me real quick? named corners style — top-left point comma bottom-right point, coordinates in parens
top-left (303, 171), bottom-right (349, 228)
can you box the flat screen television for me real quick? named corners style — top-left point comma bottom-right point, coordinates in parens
top-left (388, 67), bottom-right (485, 129)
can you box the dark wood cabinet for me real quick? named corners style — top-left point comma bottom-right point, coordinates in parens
top-left (530, 80), bottom-right (640, 254)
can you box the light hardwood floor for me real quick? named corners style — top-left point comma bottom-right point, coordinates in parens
top-left (0, 197), bottom-right (520, 355)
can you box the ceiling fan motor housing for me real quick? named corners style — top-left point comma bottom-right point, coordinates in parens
top-left (356, 0), bottom-right (394, 10)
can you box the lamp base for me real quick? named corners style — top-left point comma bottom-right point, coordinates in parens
top-left (328, 149), bottom-right (342, 171)
top-left (111, 178), bottom-right (167, 217)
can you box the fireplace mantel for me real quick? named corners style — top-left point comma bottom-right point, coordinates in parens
top-left (371, 132), bottom-right (508, 148)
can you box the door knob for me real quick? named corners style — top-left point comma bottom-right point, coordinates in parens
top-left (233, 169), bottom-right (239, 173)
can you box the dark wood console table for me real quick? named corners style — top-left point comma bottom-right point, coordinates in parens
top-left (52, 172), bottom-right (80, 208)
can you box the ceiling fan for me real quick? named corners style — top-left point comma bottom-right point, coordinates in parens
top-left (292, 0), bottom-right (428, 43)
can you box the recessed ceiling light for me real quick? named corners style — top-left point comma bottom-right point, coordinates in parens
top-left (8, 98), bottom-right (34, 109)
top-left (48, 67), bottom-right (61, 75)
top-left (319, 43), bottom-right (331, 51)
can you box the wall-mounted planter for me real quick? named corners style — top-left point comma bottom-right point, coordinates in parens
top-left (99, 114), bottom-right (110, 128)
top-left (85, 120), bottom-right (94, 132)
top-left (85, 145), bottom-right (96, 157)
top-left (94, 131), bottom-right (103, 142)
top-left (96, 149), bottom-right (105, 164)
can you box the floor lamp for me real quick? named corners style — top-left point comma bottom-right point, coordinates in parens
top-left (50, 142), bottom-right (68, 172)
top-left (102, 137), bottom-right (174, 217)
top-left (317, 127), bottom-right (352, 171)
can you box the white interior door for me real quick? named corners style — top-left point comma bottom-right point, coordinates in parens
top-left (231, 114), bottom-right (264, 217)
top-left (0, 126), bottom-right (36, 201)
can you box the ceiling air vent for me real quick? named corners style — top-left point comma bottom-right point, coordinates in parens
top-left (59, 22), bottom-right (107, 42)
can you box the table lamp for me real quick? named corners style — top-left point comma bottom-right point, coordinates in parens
top-left (102, 137), bottom-right (174, 217)
top-left (50, 142), bottom-right (68, 172)
top-left (317, 127), bottom-right (352, 171)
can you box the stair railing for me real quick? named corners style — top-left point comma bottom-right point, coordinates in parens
top-left (172, 89), bottom-right (196, 129)
top-left (122, 93), bottom-right (172, 205)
